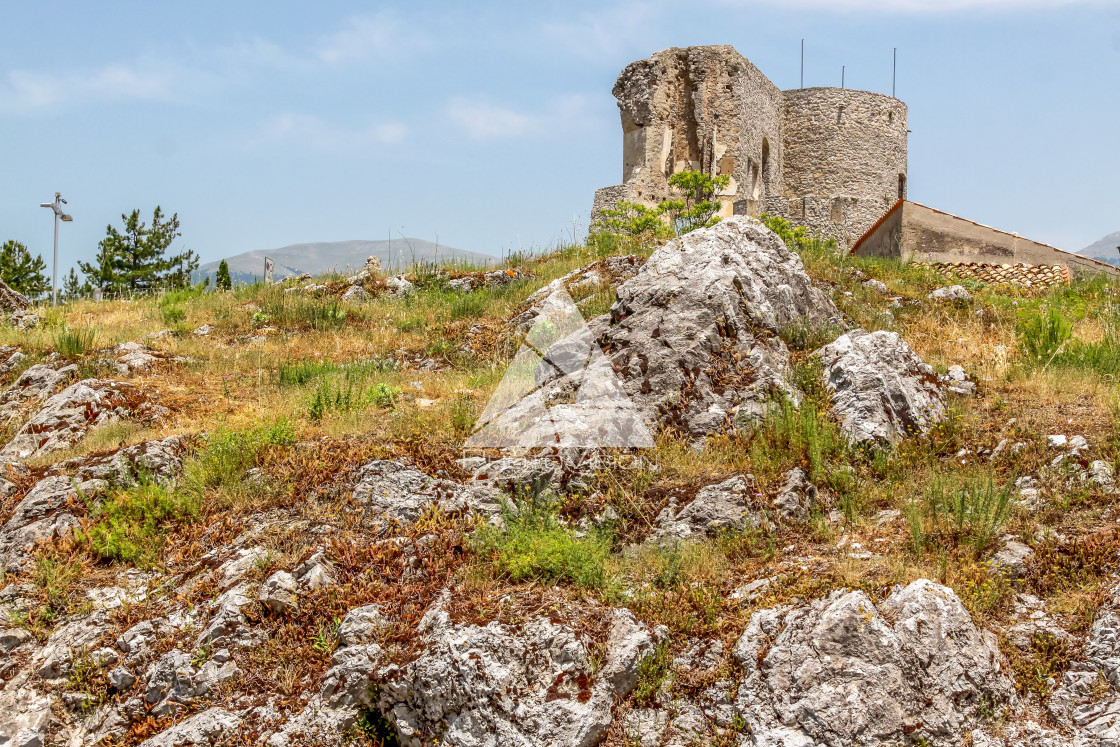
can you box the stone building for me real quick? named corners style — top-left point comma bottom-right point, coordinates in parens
top-left (851, 200), bottom-right (1120, 281)
top-left (592, 45), bottom-right (909, 248)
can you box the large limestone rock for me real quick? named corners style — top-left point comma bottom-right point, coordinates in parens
top-left (0, 379), bottom-right (137, 461)
top-left (0, 678), bottom-right (51, 747)
top-left (0, 278), bottom-right (29, 312)
top-left (650, 475), bottom-right (760, 542)
top-left (0, 363), bottom-right (78, 420)
top-left (538, 217), bottom-right (841, 437)
top-left (138, 708), bottom-right (241, 747)
top-left (815, 329), bottom-right (946, 445)
top-left (732, 579), bottom-right (1013, 746)
top-left (377, 603), bottom-right (654, 747)
top-left (351, 460), bottom-right (500, 527)
top-left (1050, 580), bottom-right (1120, 743)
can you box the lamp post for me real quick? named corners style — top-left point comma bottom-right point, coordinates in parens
top-left (39, 192), bottom-right (72, 306)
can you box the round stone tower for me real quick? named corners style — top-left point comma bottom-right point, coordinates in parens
top-left (778, 88), bottom-right (908, 246)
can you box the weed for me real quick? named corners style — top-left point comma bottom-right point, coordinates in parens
top-left (82, 479), bottom-right (201, 566)
top-left (471, 494), bottom-right (612, 589)
top-left (633, 641), bottom-right (671, 706)
top-left (54, 326), bottom-right (98, 358)
top-left (1017, 305), bottom-right (1072, 367)
top-left (311, 617), bottom-right (342, 654)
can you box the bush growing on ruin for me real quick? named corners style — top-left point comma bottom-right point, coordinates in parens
top-left (596, 170), bottom-right (730, 238)
top-left (660, 170), bottom-right (730, 234)
top-left (596, 201), bottom-right (670, 238)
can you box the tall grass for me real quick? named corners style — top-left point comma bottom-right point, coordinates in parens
top-left (54, 326), bottom-right (99, 358)
top-left (904, 473), bottom-right (1013, 557)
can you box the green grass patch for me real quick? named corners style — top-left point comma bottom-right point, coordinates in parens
top-left (82, 480), bottom-right (201, 565)
top-left (472, 494), bottom-right (612, 589)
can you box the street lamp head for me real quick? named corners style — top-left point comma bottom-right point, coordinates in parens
top-left (60, 214), bottom-right (73, 222)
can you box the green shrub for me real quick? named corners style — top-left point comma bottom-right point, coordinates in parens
top-left (160, 304), bottom-right (185, 325)
top-left (746, 394), bottom-right (849, 484)
top-left (82, 480), bottom-right (200, 565)
top-left (187, 420), bottom-right (296, 491)
top-left (906, 473), bottom-right (1013, 556)
top-left (633, 641), bottom-right (671, 706)
top-left (307, 380), bottom-right (400, 421)
top-left (472, 495), bottom-right (612, 589)
top-left (1017, 306), bottom-right (1073, 367)
top-left (54, 326), bottom-right (98, 358)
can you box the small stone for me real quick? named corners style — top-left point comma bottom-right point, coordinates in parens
top-left (0, 627), bottom-right (32, 653)
top-left (992, 539), bottom-right (1034, 579)
top-left (192, 324), bottom-right (212, 336)
top-left (109, 666), bottom-right (137, 692)
top-left (1047, 435), bottom-right (1068, 449)
top-left (929, 285), bottom-right (972, 301)
top-left (259, 571), bottom-right (298, 616)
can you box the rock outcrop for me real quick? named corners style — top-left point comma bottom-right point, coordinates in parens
top-left (0, 379), bottom-right (138, 461)
top-left (536, 217), bottom-right (841, 438)
top-left (378, 604), bottom-right (653, 747)
top-left (815, 329), bottom-right (946, 445)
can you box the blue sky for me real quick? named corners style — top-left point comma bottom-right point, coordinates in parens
top-left (1, 0), bottom-right (1118, 274)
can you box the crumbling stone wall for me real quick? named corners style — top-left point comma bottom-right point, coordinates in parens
top-left (592, 45), bottom-right (908, 249)
top-left (593, 46), bottom-right (783, 227)
top-left (777, 88), bottom-right (908, 247)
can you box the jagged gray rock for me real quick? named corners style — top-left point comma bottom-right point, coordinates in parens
top-left (351, 460), bottom-right (500, 527)
top-left (534, 217), bottom-right (841, 437)
top-left (0, 379), bottom-right (137, 461)
top-left (1050, 580), bottom-right (1120, 743)
top-left (144, 649), bottom-right (239, 717)
top-left (773, 467), bottom-right (817, 521)
top-left (0, 363), bottom-right (78, 420)
top-left (376, 602), bottom-right (653, 747)
top-left (338, 604), bottom-right (389, 646)
top-left (138, 708), bottom-right (241, 747)
top-left (930, 285), bottom-right (973, 301)
top-left (651, 475), bottom-right (760, 542)
top-left (0, 475), bottom-right (104, 572)
top-left (259, 571), bottom-right (298, 615)
top-left (816, 329), bottom-right (946, 445)
top-left (731, 579), bottom-right (1012, 746)
top-left (0, 677), bottom-right (51, 747)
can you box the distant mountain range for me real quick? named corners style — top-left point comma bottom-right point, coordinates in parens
top-left (196, 239), bottom-right (497, 285)
top-left (1082, 231), bottom-right (1120, 264)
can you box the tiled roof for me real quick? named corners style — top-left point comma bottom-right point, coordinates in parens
top-left (919, 261), bottom-right (1071, 290)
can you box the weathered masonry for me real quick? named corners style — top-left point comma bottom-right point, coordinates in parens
top-left (851, 200), bottom-right (1120, 279)
top-left (592, 45), bottom-right (909, 248)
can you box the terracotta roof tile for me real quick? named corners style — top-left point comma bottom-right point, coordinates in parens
top-left (918, 261), bottom-right (1070, 291)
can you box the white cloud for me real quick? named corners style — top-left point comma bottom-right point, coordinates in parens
top-left (0, 12), bottom-right (428, 114)
top-left (256, 113), bottom-right (408, 151)
top-left (315, 11), bottom-right (429, 65)
top-left (447, 99), bottom-right (539, 139)
top-left (712, 0), bottom-right (1094, 10)
top-left (446, 94), bottom-right (604, 140)
top-left (541, 2), bottom-right (665, 59)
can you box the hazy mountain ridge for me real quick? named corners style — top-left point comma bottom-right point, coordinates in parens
top-left (197, 239), bottom-right (497, 284)
top-left (1081, 231), bottom-right (1120, 262)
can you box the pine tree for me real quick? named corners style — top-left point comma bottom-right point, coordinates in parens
top-left (62, 268), bottom-right (83, 301)
top-left (78, 206), bottom-right (189, 294)
top-left (216, 259), bottom-right (232, 291)
top-left (0, 240), bottom-right (50, 298)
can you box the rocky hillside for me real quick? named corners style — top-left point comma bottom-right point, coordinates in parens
top-left (2, 217), bottom-right (1120, 746)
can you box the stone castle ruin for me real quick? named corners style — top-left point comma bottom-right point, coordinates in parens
top-left (592, 45), bottom-right (909, 248)
top-left (593, 45), bottom-right (1117, 284)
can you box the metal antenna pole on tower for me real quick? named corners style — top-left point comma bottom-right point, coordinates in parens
top-left (800, 39), bottom-right (804, 89)
top-left (893, 48), bottom-right (897, 97)
top-left (842, 66), bottom-right (845, 89)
